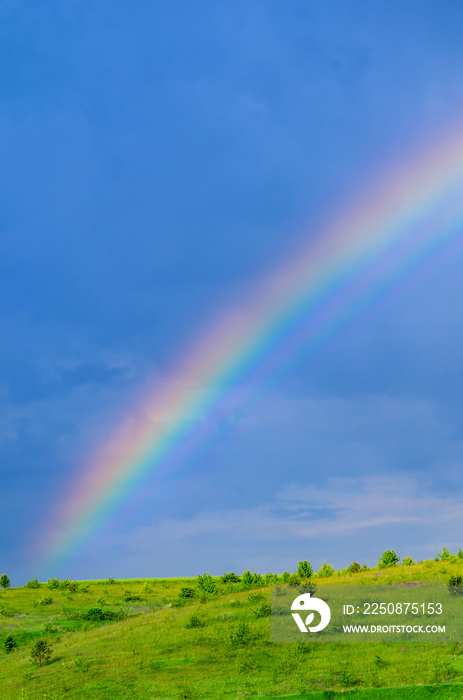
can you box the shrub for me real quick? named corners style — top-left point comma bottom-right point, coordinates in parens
top-left (83, 607), bottom-right (124, 621)
top-left (123, 590), bottom-right (141, 602)
top-left (171, 597), bottom-right (187, 608)
top-left (265, 572), bottom-right (278, 584)
top-left (448, 575), bottom-right (463, 596)
top-left (251, 603), bottom-right (271, 618)
top-left (241, 570), bottom-right (255, 586)
top-left (458, 548), bottom-right (463, 560)
top-left (25, 577), bottom-right (40, 589)
top-left (106, 577), bottom-right (116, 584)
top-left (68, 581), bottom-right (79, 592)
top-left (402, 556), bottom-right (414, 566)
top-left (378, 550), bottom-right (400, 568)
top-left (241, 570), bottom-right (263, 587)
top-left (3, 635), bottom-right (17, 653)
top-left (347, 562), bottom-right (361, 574)
top-left (47, 578), bottom-right (60, 589)
top-left (229, 621), bottom-right (249, 646)
top-left (317, 562), bottom-right (335, 577)
top-left (30, 639), bottom-right (53, 666)
top-left (179, 587), bottom-right (195, 599)
top-left (74, 656), bottom-right (90, 672)
top-left (282, 571), bottom-right (290, 583)
top-left (38, 596), bottom-right (53, 605)
top-left (142, 582), bottom-right (152, 593)
top-left (287, 573), bottom-right (300, 585)
top-left (298, 582), bottom-right (317, 596)
top-left (0, 603), bottom-right (14, 616)
top-left (338, 662), bottom-right (360, 688)
top-left (248, 591), bottom-right (265, 603)
top-left (296, 561), bottom-right (313, 578)
top-left (196, 573), bottom-right (217, 594)
top-left (221, 572), bottom-right (241, 583)
top-left (0, 574), bottom-right (10, 589)
top-left (185, 613), bottom-right (206, 628)
top-left (436, 546), bottom-right (451, 560)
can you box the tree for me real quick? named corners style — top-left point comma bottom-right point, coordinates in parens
top-left (296, 560), bottom-right (313, 579)
top-left (3, 635), bottom-right (17, 653)
top-left (377, 550), bottom-right (400, 568)
top-left (448, 575), bottom-right (463, 596)
top-left (30, 639), bottom-right (53, 666)
top-left (0, 574), bottom-right (10, 589)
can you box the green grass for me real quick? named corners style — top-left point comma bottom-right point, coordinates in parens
top-left (1, 561), bottom-right (463, 699)
top-left (263, 687), bottom-right (463, 699)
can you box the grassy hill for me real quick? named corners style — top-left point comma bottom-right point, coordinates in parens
top-left (2, 558), bottom-right (463, 699)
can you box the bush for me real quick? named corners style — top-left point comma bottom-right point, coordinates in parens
top-left (221, 572), bottom-right (241, 583)
top-left (0, 603), bottom-right (14, 616)
top-left (0, 574), bottom-right (10, 589)
top-left (251, 602), bottom-right (271, 618)
top-left (229, 621), bottom-right (249, 646)
top-left (378, 550), bottom-right (400, 568)
top-left (240, 570), bottom-right (259, 587)
top-left (347, 562), bottom-right (361, 574)
top-left (282, 571), bottom-right (290, 583)
top-left (123, 590), bottom-right (141, 602)
top-left (3, 635), bottom-right (17, 653)
top-left (25, 577), bottom-right (40, 589)
top-left (241, 570), bottom-right (263, 587)
top-left (30, 639), bottom-right (52, 666)
top-left (248, 591), bottom-right (265, 603)
top-left (296, 561), bottom-right (313, 578)
top-left (196, 573), bottom-right (217, 594)
top-left (38, 596), bottom-right (53, 605)
top-left (317, 562), bottom-right (335, 577)
top-left (74, 656), bottom-right (90, 672)
top-left (448, 575), bottom-right (463, 596)
top-left (185, 613), bottom-right (206, 628)
top-left (47, 578), bottom-right (60, 589)
top-left (265, 572), bottom-right (278, 584)
top-left (298, 582), bottom-right (317, 596)
top-left (287, 573), bottom-right (300, 585)
top-left (458, 548), bottom-right (463, 560)
top-left (402, 556), bottom-right (414, 566)
top-left (171, 597), bottom-right (187, 608)
top-left (83, 607), bottom-right (124, 621)
top-left (434, 547), bottom-right (454, 561)
top-left (58, 579), bottom-right (78, 591)
top-left (106, 577), bottom-right (116, 584)
top-left (179, 587), bottom-right (195, 599)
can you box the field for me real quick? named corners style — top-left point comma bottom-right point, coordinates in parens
top-left (2, 558), bottom-right (463, 699)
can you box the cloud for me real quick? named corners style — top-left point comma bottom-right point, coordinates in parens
top-left (101, 471), bottom-right (462, 563)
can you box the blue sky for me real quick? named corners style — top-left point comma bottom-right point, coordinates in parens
top-left (3, 0), bottom-right (463, 585)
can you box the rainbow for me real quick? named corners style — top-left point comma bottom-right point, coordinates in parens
top-left (43, 128), bottom-right (463, 564)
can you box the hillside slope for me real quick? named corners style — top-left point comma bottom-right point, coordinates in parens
top-left (1, 561), bottom-right (463, 699)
